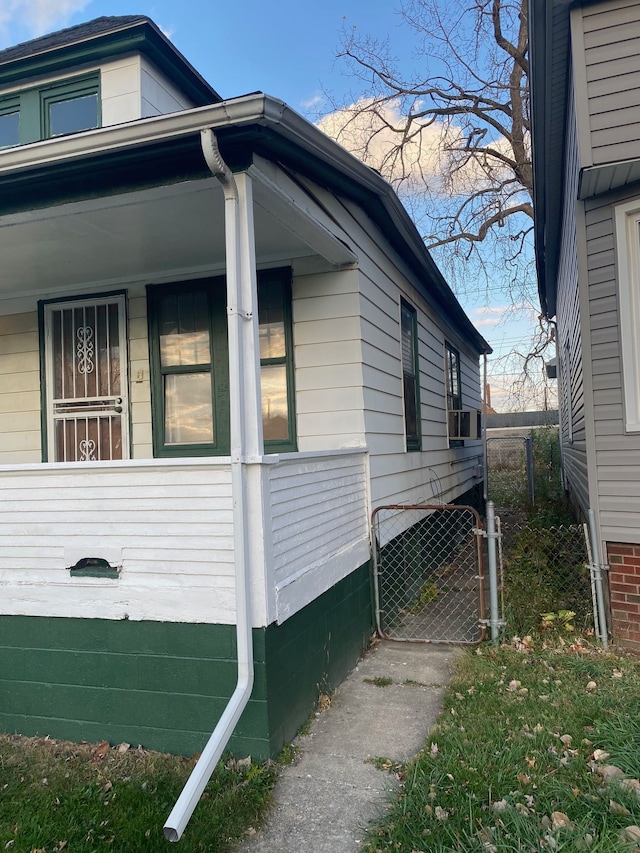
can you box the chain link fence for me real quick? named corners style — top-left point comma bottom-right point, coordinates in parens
top-left (498, 511), bottom-right (593, 636)
top-left (487, 436), bottom-right (534, 507)
top-left (372, 505), bottom-right (485, 644)
top-left (490, 428), bottom-right (597, 638)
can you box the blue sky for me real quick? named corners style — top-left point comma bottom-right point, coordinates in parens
top-left (0, 1), bottom-right (544, 409)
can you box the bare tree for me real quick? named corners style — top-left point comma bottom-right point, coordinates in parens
top-left (321, 0), bottom-right (554, 408)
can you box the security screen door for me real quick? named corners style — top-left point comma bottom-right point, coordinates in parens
top-left (44, 296), bottom-right (129, 462)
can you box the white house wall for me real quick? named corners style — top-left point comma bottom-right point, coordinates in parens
top-left (0, 460), bottom-right (238, 623)
top-left (289, 178), bottom-right (483, 508)
top-left (100, 55), bottom-right (145, 125)
top-left (267, 451), bottom-right (370, 622)
top-left (0, 311), bottom-right (40, 464)
top-left (139, 56), bottom-right (194, 117)
top-left (293, 267), bottom-right (366, 450)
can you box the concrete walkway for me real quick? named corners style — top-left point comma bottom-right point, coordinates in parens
top-left (239, 639), bottom-right (460, 852)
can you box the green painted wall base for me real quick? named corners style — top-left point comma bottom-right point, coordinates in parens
top-left (0, 563), bottom-right (373, 760)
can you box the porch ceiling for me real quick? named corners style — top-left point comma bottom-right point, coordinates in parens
top-left (0, 174), bottom-right (319, 309)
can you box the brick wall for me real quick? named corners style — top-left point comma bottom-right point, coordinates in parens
top-left (607, 542), bottom-right (640, 651)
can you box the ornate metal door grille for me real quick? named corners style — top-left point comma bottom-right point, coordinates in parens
top-left (372, 504), bottom-right (485, 644)
top-left (44, 296), bottom-right (129, 462)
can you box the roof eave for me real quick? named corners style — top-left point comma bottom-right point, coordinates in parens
top-left (0, 93), bottom-right (491, 354)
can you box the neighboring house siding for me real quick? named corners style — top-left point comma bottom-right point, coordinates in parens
top-left (557, 83), bottom-right (589, 513)
top-left (0, 311), bottom-right (40, 464)
top-left (584, 183), bottom-right (640, 542)
top-left (580, 0), bottom-right (640, 165)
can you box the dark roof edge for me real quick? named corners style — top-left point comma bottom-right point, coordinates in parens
top-left (0, 16), bottom-right (221, 105)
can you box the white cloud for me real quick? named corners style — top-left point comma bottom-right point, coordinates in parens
top-left (316, 98), bottom-right (515, 199)
top-left (0, 0), bottom-right (90, 44)
top-left (300, 92), bottom-right (325, 111)
top-left (317, 98), bottom-right (453, 190)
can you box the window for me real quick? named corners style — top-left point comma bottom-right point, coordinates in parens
top-left (147, 269), bottom-right (296, 457)
top-left (445, 343), bottom-right (463, 446)
top-left (147, 280), bottom-right (229, 457)
top-left (614, 199), bottom-right (640, 432)
top-left (259, 269), bottom-right (296, 452)
top-left (401, 300), bottom-right (421, 451)
top-left (0, 74), bottom-right (100, 148)
top-left (445, 343), bottom-right (462, 411)
top-left (0, 97), bottom-right (20, 149)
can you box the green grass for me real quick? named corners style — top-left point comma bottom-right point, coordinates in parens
top-left (363, 639), bottom-right (640, 852)
top-left (0, 736), bottom-right (276, 852)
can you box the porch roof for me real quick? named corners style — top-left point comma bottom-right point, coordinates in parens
top-left (0, 92), bottom-right (490, 354)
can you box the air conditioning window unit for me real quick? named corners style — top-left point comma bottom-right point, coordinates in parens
top-left (448, 409), bottom-right (481, 440)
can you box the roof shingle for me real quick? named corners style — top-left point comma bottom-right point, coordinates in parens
top-left (0, 16), bottom-right (149, 65)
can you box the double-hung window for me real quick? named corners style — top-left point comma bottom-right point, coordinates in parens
top-left (401, 299), bottom-right (421, 451)
top-left (0, 73), bottom-right (100, 148)
top-left (445, 342), bottom-right (463, 446)
top-left (147, 268), bottom-right (296, 457)
top-left (147, 281), bottom-right (229, 457)
top-left (445, 343), bottom-right (462, 411)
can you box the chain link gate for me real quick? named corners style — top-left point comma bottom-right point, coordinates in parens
top-left (372, 504), bottom-right (486, 644)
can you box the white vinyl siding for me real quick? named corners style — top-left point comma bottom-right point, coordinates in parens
top-left (268, 451), bottom-right (370, 622)
top-left (0, 311), bottom-right (41, 463)
top-left (0, 460), bottom-right (236, 623)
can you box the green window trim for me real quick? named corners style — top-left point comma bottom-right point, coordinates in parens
top-left (401, 299), bottom-right (421, 452)
top-left (147, 269), bottom-right (297, 458)
top-left (147, 279), bottom-right (230, 458)
top-left (259, 269), bottom-right (297, 454)
top-left (0, 72), bottom-right (100, 148)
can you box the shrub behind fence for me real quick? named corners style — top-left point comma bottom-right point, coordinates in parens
top-left (490, 427), bottom-right (594, 637)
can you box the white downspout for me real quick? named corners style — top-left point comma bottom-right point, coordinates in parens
top-left (164, 129), bottom-right (263, 843)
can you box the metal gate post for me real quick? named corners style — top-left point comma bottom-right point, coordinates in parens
top-left (486, 500), bottom-right (502, 642)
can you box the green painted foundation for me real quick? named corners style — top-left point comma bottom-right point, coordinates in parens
top-left (0, 563), bottom-right (373, 760)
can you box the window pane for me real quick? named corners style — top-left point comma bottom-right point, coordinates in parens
top-left (49, 93), bottom-right (98, 136)
top-left (401, 305), bottom-right (415, 374)
top-left (0, 111), bottom-right (19, 148)
top-left (259, 287), bottom-right (286, 359)
top-left (446, 346), bottom-right (461, 410)
top-left (261, 364), bottom-right (289, 441)
top-left (403, 375), bottom-right (418, 438)
top-left (164, 373), bottom-right (214, 445)
top-left (159, 291), bottom-right (210, 366)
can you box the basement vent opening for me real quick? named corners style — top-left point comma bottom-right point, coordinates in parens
top-left (68, 557), bottom-right (120, 579)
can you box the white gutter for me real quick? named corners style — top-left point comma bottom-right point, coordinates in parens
top-left (164, 128), bottom-right (263, 842)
